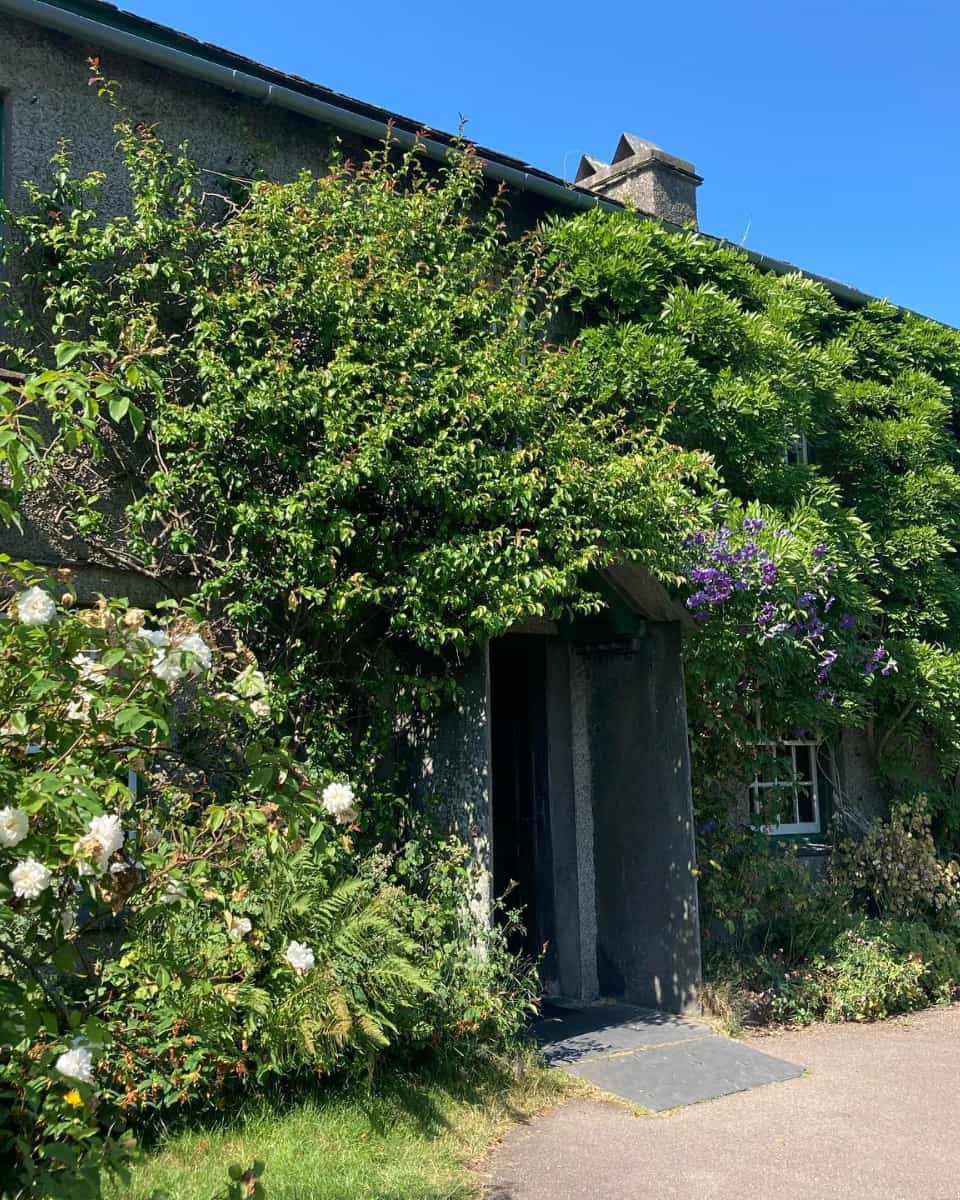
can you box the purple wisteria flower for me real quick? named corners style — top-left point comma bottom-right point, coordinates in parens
top-left (757, 601), bottom-right (777, 627)
top-left (817, 651), bottom-right (838, 681)
top-left (839, 613), bottom-right (855, 630)
top-left (863, 644), bottom-right (897, 677)
top-left (742, 517), bottom-right (765, 532)
top-left (812, 543), bottom-right (829, 559)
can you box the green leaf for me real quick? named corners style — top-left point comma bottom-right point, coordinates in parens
top-left (108, 395), bottom-right (130, 422)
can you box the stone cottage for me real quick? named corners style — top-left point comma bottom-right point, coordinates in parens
top-left (0, 0), bottom-right (891, 1013)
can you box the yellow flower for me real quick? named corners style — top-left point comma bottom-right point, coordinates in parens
top-left (64, 1089), bottom-right (83, 1108)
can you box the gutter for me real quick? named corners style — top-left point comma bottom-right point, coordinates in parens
top-left (0, 0), bottom-right (923, 313)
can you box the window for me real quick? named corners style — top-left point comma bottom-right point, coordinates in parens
top-left (748, 737), bottom-right (822, 836)
top-left (784, 431), bottom-right (809, 466)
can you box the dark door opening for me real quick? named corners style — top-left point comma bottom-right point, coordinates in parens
top-left (490, 636), bottom-right (556, 978)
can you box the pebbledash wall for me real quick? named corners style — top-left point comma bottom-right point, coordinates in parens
top-left (1, 11), bottom-right (333, 217)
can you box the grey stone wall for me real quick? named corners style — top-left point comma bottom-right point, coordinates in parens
top-left (0, 13), bottom-right (549, 234)
top-left (835, 728), bottom-right (885, 835)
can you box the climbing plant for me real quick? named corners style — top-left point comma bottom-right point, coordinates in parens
top-left (0, 85), bottom-right (715, 792)
top-left (544, 212), bottom-right (960, 850)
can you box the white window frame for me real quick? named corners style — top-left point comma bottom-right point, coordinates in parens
top-left (748, 736), bottom-right (821, 836)
top-left (784, 431), bottom-right (809, 466)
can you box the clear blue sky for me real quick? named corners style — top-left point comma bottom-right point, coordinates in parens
top-left (124, 0), bottom-right (958, 326)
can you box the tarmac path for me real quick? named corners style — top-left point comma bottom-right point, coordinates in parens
top-left (482, 1004), bottom-right (960, 1200)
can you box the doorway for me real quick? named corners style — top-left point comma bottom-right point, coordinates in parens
top-left (489, 636), bottom-right (556, 980)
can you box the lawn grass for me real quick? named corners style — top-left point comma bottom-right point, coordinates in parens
top-left (105, 1054), bottom-right (576, 1200)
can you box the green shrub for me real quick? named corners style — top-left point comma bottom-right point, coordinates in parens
top-left (823, 924), bottom-right (926, 1021)
top-left (855, 916), bottom-right (960, 1005)
top-left (705, 913), bottom-right (960, 1027)
top-left (0, 572), bottom-right (536, 1197)
top-left (697, 819), bottom-right (852, 962)
top-left (833, 797), bottom-right (960, 922)
top-left (391, 835), bottom-right (540, 1057)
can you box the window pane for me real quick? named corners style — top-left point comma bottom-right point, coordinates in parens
top-left (785, 432), bottom-right (809, 466)
top-left (796, 744), bottom-right (815, 783)
top-left (797, 784), bottom-right (816, 825)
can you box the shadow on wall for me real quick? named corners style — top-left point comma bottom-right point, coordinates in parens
top-left (585, 623), bottom-right (701, 1016)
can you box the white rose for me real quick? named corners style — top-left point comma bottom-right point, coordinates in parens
top-left (285, 940), bottom-right (315, 973)
top-left (88, 813), bottom-right (124, 860)
top-left (226, 913), bottom-right (252, 941)
top-left (136, 627), bottom-right (170, 650)
top-left (321, 781), bottom-right (358, 825)
top-left (152, 649), bottom-right (186, 686)
top-left (75, 813), bottom-right (123, 873)
top-left (14, 586), bottom-right (57, 626)
top-left (177, 633), bottom-right (213, 675)
top-left (10, 856), bottom-right (52, 899)
top-left (0, 806), bottom-right (29, 849)
top-left (55, 1043), bottom-right (94, 1083)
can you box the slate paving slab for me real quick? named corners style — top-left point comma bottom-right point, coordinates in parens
top-left (533, 1001), bottom-right (802, 1110)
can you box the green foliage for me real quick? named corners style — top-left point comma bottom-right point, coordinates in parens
top-left (821, 923), bottom-right (927, 1022)
top-left (391, 833), bottom-right (541, 1054)
top-left (0, 567), bottom-right (256, 1198)
top-left (705, 913), bottom-right (960, 1027)
top-left (0, 101), bottom-right (712, 789)
top-left (544, 208), bottom-right (960, 843)
top-left (697, 819), bottom-right (851, 963)
top-left (0, 572), bottom-right (534, 1197)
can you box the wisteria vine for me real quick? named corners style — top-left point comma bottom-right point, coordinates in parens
top-left (683, 517), bottom-right (897, 698)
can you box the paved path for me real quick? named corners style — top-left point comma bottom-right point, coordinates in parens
top-left (535, 1001), bottom-right (802, 1110)
top-left (484, 1004), bottom-right (960, 1200)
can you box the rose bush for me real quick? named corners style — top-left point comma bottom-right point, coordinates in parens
top-left (0, 564), bottom-right (530, 1198)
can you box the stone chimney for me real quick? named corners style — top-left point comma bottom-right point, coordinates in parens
top-left (575, 133), bottom-right (702, 227)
